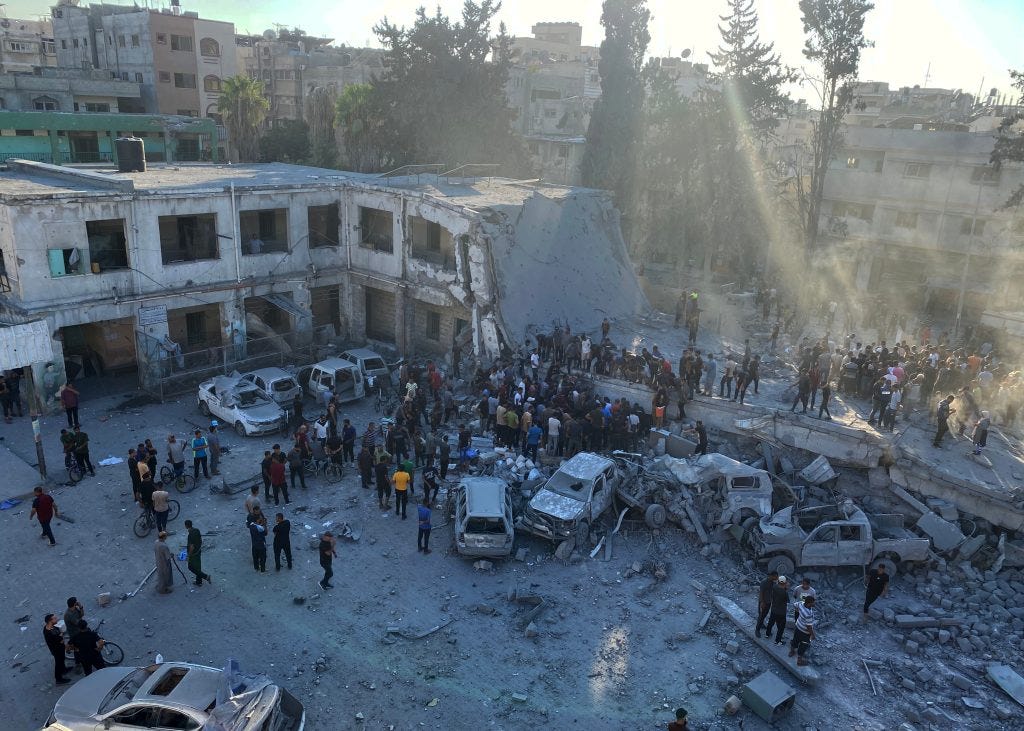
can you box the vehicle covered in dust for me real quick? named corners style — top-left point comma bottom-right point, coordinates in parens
top-left (451, 476), bottom-right (515, 558)
top-left (516, 452), bottom-right (635, 546)
top-left (661, 453), bottom-right (781, 528)
top-left (197, 376), bottom-right (286, 437)
top-left (751, 500), bottom-right (931, 576)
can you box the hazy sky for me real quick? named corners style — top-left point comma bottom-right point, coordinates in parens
top-left (6, 0), bottom-right (1022, 100)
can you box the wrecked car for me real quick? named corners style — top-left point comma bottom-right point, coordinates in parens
top-left (451, 476), bottom-right (515, 558)
top-left (198, 376), bottom-right (286, 437)
top-left (43, 660), bottom-right (304, 730)
top-left (238, 367), bottom-right (302, 406)
top-left (662, 453), bottom-right (785, 528)
top-left (516, 452), bottom-right (634, 546)
top-left (297, 357), bottom-right (365, 405)
top-left (751, 500), bottom-right (931, 576)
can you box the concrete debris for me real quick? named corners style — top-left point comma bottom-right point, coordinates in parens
top-left (987, 664), bottom-right (1024, 708)
top-left (800, 455), bottom-right (838, 485)
top-left (725, 639), bottom-right (740, 654)
top-left (473, 560), bottom-right (493, 572)
top-left (385, 618), bottom-right (454, 641)
top-left (514, 548), bottom-right (528, 562)
top-left (96, 592), bottom-right (111, 607)
top-left (723, 695), bottom-right (741, 715)
top-left (926, 498), bottom-right (959, 521)
top-left (553, 540), bottom-right (575, 562)
top-left (524, 622), bottom-right (539, 638)
top-left (510, 692), bottom-right (528, 703)
top-left (915, 511), bottom-right (965, 552)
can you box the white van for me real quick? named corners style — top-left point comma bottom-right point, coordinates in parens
top-left (298, 358), bottom-right (365, 405)
top-left (339, 348), bottom-right (391, 383)
top-left (452, 476), bottom-right (515, 558)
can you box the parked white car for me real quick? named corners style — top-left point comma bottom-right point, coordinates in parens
top-left (297, 358), bottom-right (365, 405)
top-left (43, 660), bottom-right (304, 731)
top-left (451, 476), bottom-right (515, 558)
top-left (238, 367), bottom-right (302, 406)
top-left (197, 376), bottom-right (285, 436)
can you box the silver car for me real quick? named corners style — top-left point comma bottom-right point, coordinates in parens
top-left (238, 367), bottom-right (302, 406)
top-left (44, 661), bottom-right (305, 730)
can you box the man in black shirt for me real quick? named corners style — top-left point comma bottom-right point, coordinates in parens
top-left (375, 456), bottom-right (391, 510)
top-left (764, 576), bottom-right (791, 644)
top-left (43, 613), bottom-right (70, 684)
top-left (421, 459), bottom-right (439, 505)
top-left (325, 432), bottom-right (343, 466)
top-left (863, 563), bottom-right (890, 617)
top-left (273, 513), bottom-right (292, 571)
top-left (318, 531), bottom-right (336, 590)
top-left (71, 619), bottom-right (105, 675)
top-left (184, 520), bottom-right (211, 586)
top-left (755, 570), bottom-right (778, 638)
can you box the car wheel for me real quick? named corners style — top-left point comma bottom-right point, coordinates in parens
top-left (199, 400), bottom-right (211, 416)
top-left (234, 421), bottom-right (247, 437)
top-left (767, 554), bottom-right (795, 576)
top-left (644, 503), bottom-right (667, 529)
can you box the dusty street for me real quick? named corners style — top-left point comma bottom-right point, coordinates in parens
top-left (1, 310), bottom-right (1022, 731)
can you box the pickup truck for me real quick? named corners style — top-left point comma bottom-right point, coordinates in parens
top-left (751, 500), bottom-right (931, 576)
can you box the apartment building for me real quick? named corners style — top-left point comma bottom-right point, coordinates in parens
top-left (508, 22), bottom-right (600, 185)
top-left (0, 16), bottom-right (58, 75)
top-left (0, 159), bottom-right (641, 403)
top-left (814, 125), bottom-right (1024, 326)
top-left (49, 1), bottom-right (236, 132)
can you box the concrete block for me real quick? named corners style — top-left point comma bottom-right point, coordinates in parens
top-left (96, 592), bottom-right (112, 607)
top-left (665, 433), bottom-right (697, 458)
top-left (956, 637), bottom-right (973, 653)
top-left (904, 639), bottom-right (919, 654)
top-left (926, 498), bottom-right (959, 521)
top-left (725, 639), bottom-right (740, 654)
top-left (915, 669), bottom-right (935, 684)
top-left (514, 548), bottom-right (528, 562)
top-left (867, 467), bottom-right (890, 490)
top-left (951, 674), bottom-right (971, 691)
top-left (724, 695), bottom-right (742, 715)
top-left (937, 629), bottom-right (951, 644)
top-left (882, 608), bottom-right (896, 623)
top-left (900, 677), bottom-right (917, 691)
top-left (524, 622), bottom-right (539, 638)
top-left (473, 560), bottom-right (493, 571)
top-left (896, 615), bottom-right (942, 629)
top-left (510, 692), bottom-right (528, 703)
top-left (916, 511), bottom-right (965, 552)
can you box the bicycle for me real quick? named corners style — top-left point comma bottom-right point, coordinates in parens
top-left (323, 459), bottom-right (343, 484)
top-left (374, 382), bottom-right (396, 414)
top-left (159, 464), bottom-right (197, 494)
top-left (62, 618), bottom-right (124, 667)
top-left (133, 499), bottom-right (180, 538)
top-left (65, 452), bottom-right (83, 484)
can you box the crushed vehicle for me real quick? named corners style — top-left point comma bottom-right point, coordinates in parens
top-left (297, 357), bottom-right (365, 405)
top-left (516, 452), bottom-right (637, 547)
top-left (749, 499), bottom-right (931, 576)
top-left (451, 476), bottom-right (515, 558)
top-left (197, 376), bottom-right (286, 437)
top-left (238, 367), bottom-right (301, 406)
top-left (43, 660), bottom-right (304, 731)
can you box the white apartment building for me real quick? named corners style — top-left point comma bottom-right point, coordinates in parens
top-left (0, 160), bottom-right (642, 404)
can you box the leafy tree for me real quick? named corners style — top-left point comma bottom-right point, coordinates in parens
top-left (708, 0), bottom-right (794, 140)
top-left (370, 1), bottom-right (525, 172)
top-left (217, 75), bottom-right (270, 163)
top-left (304, 85), bottom-right (338, 168)
top-left (581, 0), bottom-right (650, 216)
top-left (259, 119), bottom-right (310, 164)
top-left (798, 0), bottom-right (874, 250)
top-left (335, 83), bottom-right (387, 173)
top-left (991, 69), bottom-right (1024, 207)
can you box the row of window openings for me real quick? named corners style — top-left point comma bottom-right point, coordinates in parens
top-left (845, 157), bottom-right (1001, 184)
top-left (47, 207), bottom-right (455, 277)
top-left (832, 204), bottom-right (989, 236)
top-left (6, 40), bottom-right (55, 54)
top-left (59, 34), bottom-right (220, 56)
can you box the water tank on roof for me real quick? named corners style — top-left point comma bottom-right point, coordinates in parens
top-left (115, 137), bottom-right (146, 173)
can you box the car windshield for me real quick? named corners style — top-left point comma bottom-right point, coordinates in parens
top-left (234, 389), bottom-right (270, 409)
top-left (271, 379), bottom-right (297, 392)
top-left (363, 358), bottom-right (386, 371)
top-left (543, 471), bottom-right (590, 500)
top-left (99, 666), bottom-right (158, 713)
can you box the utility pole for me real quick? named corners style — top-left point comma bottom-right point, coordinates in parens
top-left (24, 365), bottom-right (47, 479)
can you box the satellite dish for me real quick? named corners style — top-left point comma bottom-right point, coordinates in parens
top-left (680, 48), bottom-right (692, 59)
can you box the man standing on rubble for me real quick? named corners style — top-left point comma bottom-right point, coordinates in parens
top-left (932, 394), bottom-right (955, 448)
top-left (755, 570), bottom-right (778, 638)
top-left (789, 595), bottom-right (817, 666)
top-left (764, 576), bottom-right (790, 644)
top-left (863, 562), bottom-right (889, 618)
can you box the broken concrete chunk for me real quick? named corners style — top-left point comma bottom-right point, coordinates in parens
top-left (473, 560), bottom-right (493, 572)
top-left (510, 692), bottom-right (528, 703)
top-left (916, 511), bottom-right (965, 552)
top-left (724, 695), bottom-right (741, 715)
top-left (524, 622), bottom-right (539, 638)
top-left (725, 639), bottom-right (740, 654)
top-left (96, 592), bottom-right (111, 607)
top-left (514, 548), bottom-right (528, 562)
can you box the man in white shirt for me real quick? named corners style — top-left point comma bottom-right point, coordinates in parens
top-left (789, 595), bottom-right (817, 666)
top-left (248, 234), bottom-right (263, 254)
top-left (546, 414), bottom-right (561, 456)
top-left (580, 336), bottom-right (592, 371)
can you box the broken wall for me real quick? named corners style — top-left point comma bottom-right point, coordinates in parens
top-left (481, 188), bottom-right (649, 344)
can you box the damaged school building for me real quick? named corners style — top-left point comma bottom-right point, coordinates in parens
top-left (0, 159), bottom-right (644, 401)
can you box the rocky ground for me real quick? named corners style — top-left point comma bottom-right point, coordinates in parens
top-left (2, 307), bottom-right (1023, 730)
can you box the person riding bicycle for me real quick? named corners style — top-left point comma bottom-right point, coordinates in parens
top-left (166, 434), bottom-right (186, 478)
top-left (324, 432), bottom-right (343, 467)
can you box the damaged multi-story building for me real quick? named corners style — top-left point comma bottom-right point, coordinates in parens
top-left (0, 159), bottom-right (644, 404)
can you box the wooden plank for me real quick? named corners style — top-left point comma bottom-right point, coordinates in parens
top-left (713, 595), bottom-right (821, 685)
top-left (988, 664), bottom-right (1024, 708)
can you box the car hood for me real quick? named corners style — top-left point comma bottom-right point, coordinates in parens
top-left (52, 666), bottom-right (136, 721)
top-left (528, 489), bottom-right (584, 521)
top-left (237, 404), bottom-right (284, 422)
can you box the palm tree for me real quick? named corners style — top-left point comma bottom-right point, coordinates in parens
top-left (217, 76), bottom-right (269, 162)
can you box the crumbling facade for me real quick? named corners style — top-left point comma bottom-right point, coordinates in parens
top-left (0, 160), bottom-right (646, 403)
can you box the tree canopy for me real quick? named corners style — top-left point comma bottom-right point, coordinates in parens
top-left (217, 75), bottom-right (270, 163)
top-left (369, 1), bottom-right (524, 172)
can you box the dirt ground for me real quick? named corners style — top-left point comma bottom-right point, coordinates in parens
top-left (2, 310), bottom-right (1022, 730)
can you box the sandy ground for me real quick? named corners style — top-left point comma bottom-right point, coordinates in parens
top-left (2, 307), bottom-right (1023, 730)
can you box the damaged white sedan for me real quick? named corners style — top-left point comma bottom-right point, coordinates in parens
top-left (198, 376), bottom-right (286, 437)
